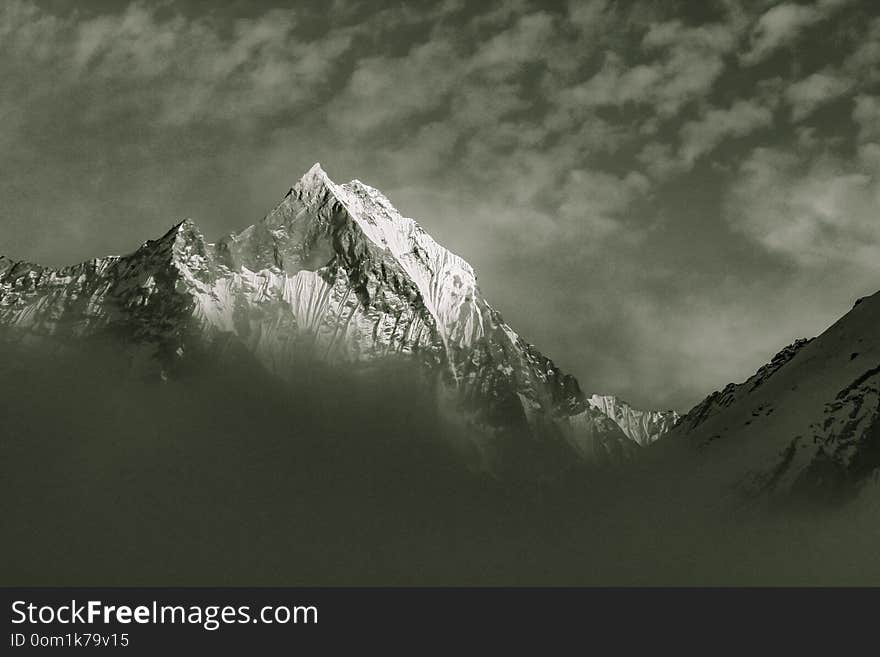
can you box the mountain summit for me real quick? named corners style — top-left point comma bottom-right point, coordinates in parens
top-left (0, 164), bottom-right (674, 475)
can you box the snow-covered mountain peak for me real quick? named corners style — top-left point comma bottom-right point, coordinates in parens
top-left (331, 175), bottom-right (482, 349)
top-left (0, 163), bottom-right (686, 475)
top-left (304, 161), bottom-right (328, 178)
top-left (292, 161), bottom-right (333, 201)
top-left (249, 165), bottom-right (485, 350)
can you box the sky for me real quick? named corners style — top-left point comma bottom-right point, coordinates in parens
top-left (1, 0), bottom-right (879, 411)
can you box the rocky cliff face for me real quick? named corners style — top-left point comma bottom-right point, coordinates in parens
top-left (0, 163), bottom-right (660, 475)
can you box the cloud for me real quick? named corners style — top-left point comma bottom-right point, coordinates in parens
top-left (784, 70), bottom-right (855, 121)
top-left (725, 146), bottom-right (880, 269)
top-left (557, 169), bottom-right (650, 237)
top-left (567, 18), bottom-right (742, 119)
top-left (467, 11), bottom-right (557, 79)
top-left (843, 16), bottom-right (880, 84)
top-left (679, 99), bottom-right (775, 167)
top-left (853, 95), bottom-right (880, 144)
top-left (636, 98), bottom-right (775, 177)
top-left (329, 39), bottom-right (460, 135)
top-left (566, 0), bottom-right (616, 35)
top-left (740, 0), bottom-right (853, 65)
top-left (636, 143), bottom-right (688, 180)
top-left (0, 3), bottom-right (356, 126)
top-left (328, 10), bottom-right (563, 138)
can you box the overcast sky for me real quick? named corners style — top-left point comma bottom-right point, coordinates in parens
top-left (2, 0), bottom-right (879, 411)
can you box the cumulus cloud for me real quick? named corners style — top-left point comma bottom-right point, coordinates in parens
top-left (740, 0), bottom-right (853, 65)
top-left (853, 95), bottom-right (880, 144)
top-left (328, 10), bottom-right (567, 140)
top-left (636, 98), bottom-right (775, 177)
top-left (557, 169), bottom-right (650, 237)
top-left (566, 0), bottom-right (616, 35)
top-left (567, 18), bottom-right (742, 119)
top-left (468, 11), bottom-right (557, 78)
top-left (725, 147), bottom-right (880, 269)
top-left (843, 16), bottom-right (880, 83)
top-left (0, 3), bottom-right (356, 126)
top-left (784, 70), bottom-right (855, 121)
top-left (636, 143), bottom-right (688, 180)
top-left (679, 99), bottom-right (775, 167)
top-left (330, 39), bottom-right (460, 135)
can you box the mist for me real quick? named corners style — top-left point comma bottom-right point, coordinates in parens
top-left (3, 337), bottom-right (880, 586)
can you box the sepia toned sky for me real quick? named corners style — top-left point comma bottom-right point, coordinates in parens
top-left (2, 0), bottom-right (879, 410)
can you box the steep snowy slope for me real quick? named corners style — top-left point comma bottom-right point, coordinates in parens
top-left (0, 163), bottom-right (642, 474)
top-left (670, 292), bottom-right (880, 500)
